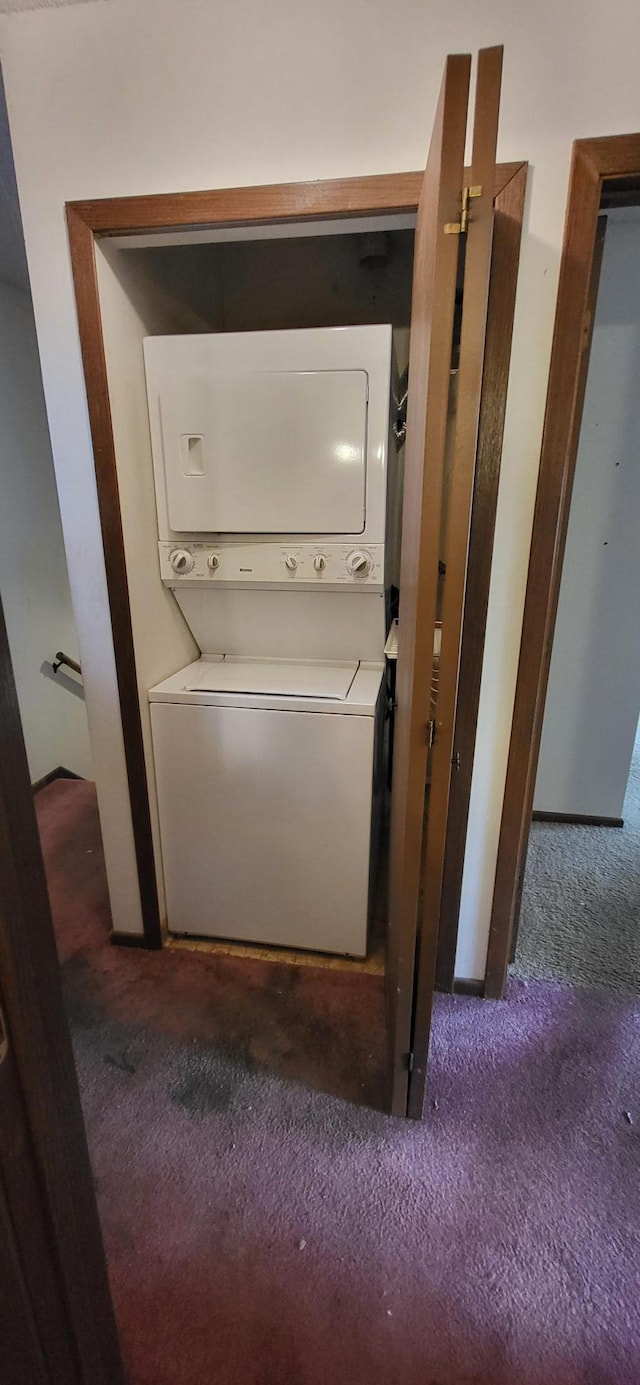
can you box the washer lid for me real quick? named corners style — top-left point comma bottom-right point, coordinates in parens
top-left (186, 658), bottom-right (359, 700)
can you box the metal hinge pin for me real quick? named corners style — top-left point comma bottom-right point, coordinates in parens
top-left (444, 184), bottom-right (482, 235)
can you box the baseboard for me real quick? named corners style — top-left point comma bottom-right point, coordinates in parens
top-left (32, 765), bottom-right (82, 793)
top-left (110, 931), bottom-right (162, 951)
top-left (532, 810), bottom-right (624, 829)
top-left (452, 977), bottom-right (484, 997)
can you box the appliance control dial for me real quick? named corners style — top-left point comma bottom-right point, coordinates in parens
top-left (207, 553), bottom-right (220, 571)
top-left (313, 555), bottom-right (327, 572)
top-left (284, 555), bottom-right (298, 572)
top-left (346, 549), bottom-right (372, 577)
top-left (169, 548), bottom-right (195, 575)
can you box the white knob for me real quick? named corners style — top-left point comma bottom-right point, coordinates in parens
top-left (207, 553), bottom-right (219, 571)
top-left (346, 549), bottom-right (372, 577)
top-left (169, 548), bottom-right (194, 575)
top-left (313, 555), bottom-right (327, 572)
top-left (285, 555), bottom-right (298, 572)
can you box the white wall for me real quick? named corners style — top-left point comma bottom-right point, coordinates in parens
top-left (0, 278), bottom-right (92, 783)
top-left (0, 0), bottom-right (638, 970)
top-left (534, 214), bottom-right (640, 821)
top-left (95, 243), bottom-right (204, 931)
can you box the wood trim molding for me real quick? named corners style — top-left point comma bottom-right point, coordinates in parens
top-left (69, 173), bottom-right (424, 236)
top-left (485, 133), bottom-right (640, 999)
top-left (66, 164), bottom-right (525, 950)
top-left (435, 161), bottom-right (527, 990)
top-left (32, 766), bottom-right (82, 793)
top-left (532, 810), bottom-right (623, 828)
top-left (452, 977), bottom-right (484, 996)
top-left (67, 204), bottom-right (163, 948)
top-left (68, 164), bottom-right (524, 237)
top-left (109, 931), bottom-right (159, 949)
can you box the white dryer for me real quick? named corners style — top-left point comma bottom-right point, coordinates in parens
top-left (144, 325), bottom-right (398, 956)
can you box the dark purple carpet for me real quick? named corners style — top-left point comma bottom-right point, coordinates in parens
top-left (37, 779), bottom-right (640, 1385)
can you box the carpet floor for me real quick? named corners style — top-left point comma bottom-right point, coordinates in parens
top-left (515, 733), bottom-right (640, 994)
top-left (38, 778), bottom-right (640, 1385)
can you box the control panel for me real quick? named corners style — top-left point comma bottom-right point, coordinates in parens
top-left (159, 541), bottom-right (384, 590)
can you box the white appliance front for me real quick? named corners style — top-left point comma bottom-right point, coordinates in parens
top-left (144, 324), bottom-right (393, 549)
top-left (159, 369), bottom-right (368, 535)
top-left (150, 687), bottom-right (380, 956)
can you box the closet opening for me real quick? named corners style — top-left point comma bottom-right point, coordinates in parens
top-left (487, 134), bottom-right (640, 999)
top-left (502, 204), bottom-right (640, 994)
top-left (93, 212), bottom-right (417, 1108)
top-left (67, 159), bottom-right (526, 1110)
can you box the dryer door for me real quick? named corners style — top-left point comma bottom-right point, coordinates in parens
top-left (158, 368), bottom-right (368, 534)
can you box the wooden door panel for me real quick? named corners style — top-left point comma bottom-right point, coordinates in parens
top-left (0, 595), bottom-right (124, 1383)
top-left (435, 161), bottom-right (527, 991)
top-left (0, 1039), bottom-right (79, 1383)
top-left (407, 48), bottom-right (503, 1118)
top-left (387, 52), bottom-right (471, 1117)
top-left (0, 1188), bottom-right (49, 1385)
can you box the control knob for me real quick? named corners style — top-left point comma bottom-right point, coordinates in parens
top-left (207, 553), bottom-right (220, 571)
top-left (284, 554), bottom-right (298, 572)
top-left (346, 549), bottom-right (372, 577)
top-left (169, 548), bottom-right (195, 575)
top-left (313, 554), bottom-right (327, 572)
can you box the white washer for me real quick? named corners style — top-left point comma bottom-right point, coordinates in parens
top-left (149, 658), bottom-right (385, 956)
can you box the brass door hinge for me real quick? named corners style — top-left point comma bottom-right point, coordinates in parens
top-left (444, 184), bottom-right (482, 235)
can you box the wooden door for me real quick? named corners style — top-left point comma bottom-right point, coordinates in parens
top-left (0, 596), bottom-right (124, 1384)
top-left (388, 47), bottom-right (504, 1118)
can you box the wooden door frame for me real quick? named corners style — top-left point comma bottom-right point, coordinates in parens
top-left (66, 162), bottom-right (526, 954)
top-left (485, 133), bottom-right (640, 998)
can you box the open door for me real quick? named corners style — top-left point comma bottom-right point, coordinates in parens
top-left (388, 47), bottom-right (504, 1118)
top-left (0, 596), bottom-right (124, 1383)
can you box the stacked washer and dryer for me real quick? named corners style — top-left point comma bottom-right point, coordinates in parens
top-left (144, 324), bottom-right (399, 959)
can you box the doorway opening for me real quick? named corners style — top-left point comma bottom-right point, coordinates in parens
top-left (96, 213), bottom-right (417, 1003)
top-left (514, 207), bottom-right (640, 993)
top-left (486, 133), bottom-right (640, 999)
top-left (0, 67), bottom-right (90, 793)
top-left (66, 148), bottom-right (525, 1115)
top-left (84, 212), bottom-right (419, 1112)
